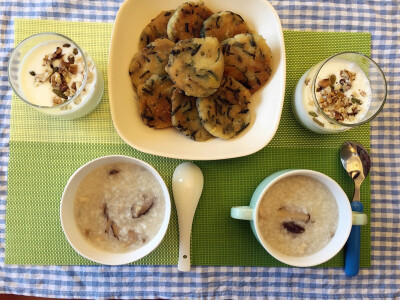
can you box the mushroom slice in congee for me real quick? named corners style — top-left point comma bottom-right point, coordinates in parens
top-left (74, 162), bottom-right (166, 253)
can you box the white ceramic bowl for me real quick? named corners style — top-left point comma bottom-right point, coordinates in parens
top-left (108, 0), bottom-right (286, 160)
top-left (60, 155), bottom-right (171, 265)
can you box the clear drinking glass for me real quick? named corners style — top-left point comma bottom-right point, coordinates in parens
top-left (292, 52), bottom-right (387, 134)
top-left (8, 32), bottom-right (104, 119)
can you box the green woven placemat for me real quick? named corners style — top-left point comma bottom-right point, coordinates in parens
top-left (6, 19), bottom-right (371, 267)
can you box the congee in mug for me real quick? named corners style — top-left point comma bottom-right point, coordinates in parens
top-left (257, 175), bottom-right (338, 256)
top-left (231, 169), bottom-right (367, 267)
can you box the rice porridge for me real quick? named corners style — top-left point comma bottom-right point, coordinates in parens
top-left (74, 162), bottom-right (165, 253)
top-left (258, 175), bottom-right (339, 256)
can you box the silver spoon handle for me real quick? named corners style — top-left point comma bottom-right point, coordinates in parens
top-left (353, 181), bottom-right (361, 202)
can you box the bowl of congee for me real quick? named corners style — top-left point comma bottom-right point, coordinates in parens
top-left (231, 169), bottom-right (367, 267)
top-left (60, 155), bottom-right (171, 265)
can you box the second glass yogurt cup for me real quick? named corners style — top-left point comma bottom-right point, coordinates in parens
top-left (292, 52), bottom-right (387, 134)
top-left (8, 32), bottom-right (104, 119)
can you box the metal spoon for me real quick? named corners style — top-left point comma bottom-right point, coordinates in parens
top-left (340, 141), bottom-right (371, 276)
top-left (172, 162), bottom-right (204, 272)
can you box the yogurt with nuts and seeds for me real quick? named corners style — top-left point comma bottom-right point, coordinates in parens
top-left (17, 39), bottom-right (103, 119)
top-left (293, 58), bottom-right (372, 134)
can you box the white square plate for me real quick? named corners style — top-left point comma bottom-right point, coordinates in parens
top-left (108, 0), bottom-right (286, 160)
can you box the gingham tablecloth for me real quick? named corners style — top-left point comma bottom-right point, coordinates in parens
top-left (0, 0), bottom-right (399, 298)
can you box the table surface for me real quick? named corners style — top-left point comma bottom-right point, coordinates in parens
top-left (0, 0), bottom-right (399, 299)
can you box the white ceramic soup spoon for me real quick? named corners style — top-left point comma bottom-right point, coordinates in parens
top-left (172, 162), bottom-right (204, 272)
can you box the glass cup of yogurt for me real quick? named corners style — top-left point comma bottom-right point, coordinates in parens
top-left (8, 32), bottom-right (104, 119)
top-left (292, 52), bottom-right (387, 134)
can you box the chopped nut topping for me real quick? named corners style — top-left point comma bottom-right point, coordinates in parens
top-left (75, 81), bottom-right (82, 91)
top-left (68, 64), bottom-right (78, 74)
top-left (68, 54), bottom-right (75, 64)
top-left (29, 43), bottom-right (94, 107)
top-left (50, 72), bottom-right (62, 87)
top-left (60, 81), bottom-right (69, 92)
top-left (340, 69), bottom-right (356, 81)
top-left (52, 96), bottom-right (65, 105)
top-left (316, 69), bottom-right (363, 122)
top-left (34, 68), bottom-right (52, 86)
top-left (63, 89), bottom-right (75, 97)
top-left (59, 59), bottom-right (70, 70)
top-left (52, 47), bottom-right (63, 60)
top-left (73, 95), bottom-right (82, 105)
top-left (87, 71), bottom-right (94, 83)
top-left (42, 54), bottom-right (51, 66)
top-left (318, 78), bottom-right (331, 88)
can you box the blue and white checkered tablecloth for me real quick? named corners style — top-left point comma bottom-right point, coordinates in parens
top-left (0, 0), bottom-right (399, 298)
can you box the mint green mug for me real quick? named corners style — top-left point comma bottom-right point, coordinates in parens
top-left (231, 169), bottom-right (367, 267)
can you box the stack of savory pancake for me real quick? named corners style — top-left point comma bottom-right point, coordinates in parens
top-left (129, 1), bottom-right (272, 141)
